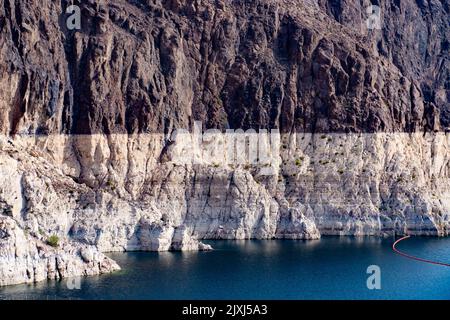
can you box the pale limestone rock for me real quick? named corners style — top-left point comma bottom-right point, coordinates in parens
top-left (0, 132), bottom-right (449, 286)
top-left (0, 216), bottom-right (120, 286)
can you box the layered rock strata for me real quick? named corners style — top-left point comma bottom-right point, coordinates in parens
top-left (0, 0), bottom-right (448, 285)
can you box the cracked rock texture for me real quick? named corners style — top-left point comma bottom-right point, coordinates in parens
top-left (0, 216), bottom-right (119, 286)
top-left (0, 0), bottom-right (449, 286)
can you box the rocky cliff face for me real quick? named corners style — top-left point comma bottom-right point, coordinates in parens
top-left (1, 0), bottom-right (448, 135)
top-left (0, 0), bottom-right (448, 286)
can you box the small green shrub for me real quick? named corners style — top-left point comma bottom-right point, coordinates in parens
top-left (47, 235), bottom-right (60, 248)
top-left (106, 180), bottom-right (117, 191)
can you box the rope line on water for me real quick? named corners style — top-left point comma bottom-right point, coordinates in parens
top-left (392, 235), bottom-right (450, 267)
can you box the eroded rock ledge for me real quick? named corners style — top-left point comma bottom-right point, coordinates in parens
top-left (0, 132), bottom-right (448, 286)
top-left (0, 0), bottom-right (448, 286)
top-left (0, 216), bottom-right (119, 287)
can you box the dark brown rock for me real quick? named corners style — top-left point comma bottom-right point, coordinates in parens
top-left (0, 0), bottom-right (448, 135)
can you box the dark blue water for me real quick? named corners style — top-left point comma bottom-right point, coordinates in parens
top-left (1, 237), bottom-right (450, 300)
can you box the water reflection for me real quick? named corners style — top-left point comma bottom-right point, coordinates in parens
top-left (1, 237), bottom-right (450, 300)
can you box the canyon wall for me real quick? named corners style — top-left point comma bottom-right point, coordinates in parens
top-left (0, 0), bottom-right (448, 286)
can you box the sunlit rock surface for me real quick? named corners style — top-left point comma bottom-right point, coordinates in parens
top-left (0, 0), bottom-right (448, 285)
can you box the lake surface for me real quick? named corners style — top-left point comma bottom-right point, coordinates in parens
top-left (1, 237), bottom-right (450, 300)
